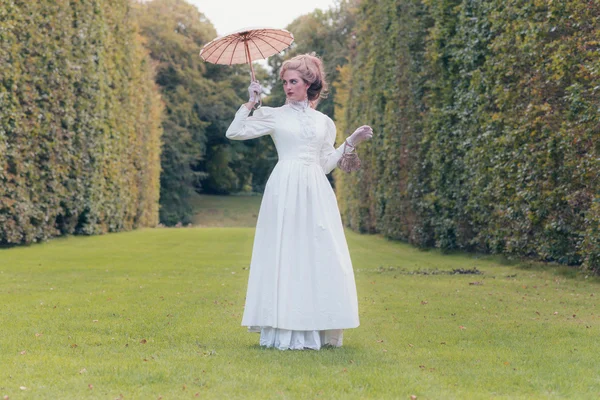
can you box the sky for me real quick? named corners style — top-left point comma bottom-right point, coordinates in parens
top-left (188, 0), bottom-right (338, 36)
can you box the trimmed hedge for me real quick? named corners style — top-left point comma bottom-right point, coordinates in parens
top-left (336, 0), bottom-right (600, 271)
top-left (0, 0), bottom-right (163, 244)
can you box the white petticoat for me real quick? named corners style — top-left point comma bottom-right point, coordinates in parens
top-left (249, 326), bottom-right (343, 350)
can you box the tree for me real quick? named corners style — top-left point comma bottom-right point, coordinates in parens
top-left (133, 0), bottom-right (273, 224)
top-left (265, 0), bottom-right (359, 120)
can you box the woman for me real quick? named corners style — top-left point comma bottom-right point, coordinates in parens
top-left (226, 53), bottom-right (373, 350)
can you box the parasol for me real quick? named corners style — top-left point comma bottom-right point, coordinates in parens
top-left (199, 27), bottom-right (294, 107)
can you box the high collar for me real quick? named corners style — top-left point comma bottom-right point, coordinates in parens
top-left (287, 99), bottom-right (310, 112)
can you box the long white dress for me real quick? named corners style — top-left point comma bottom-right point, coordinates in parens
top-left (226, 100), bottom-right (360, 350)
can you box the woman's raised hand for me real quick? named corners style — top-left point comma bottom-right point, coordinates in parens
top-left (347, 125), bottom-right (373, 147)
top-left (248, 81), bottom-right (262, 103)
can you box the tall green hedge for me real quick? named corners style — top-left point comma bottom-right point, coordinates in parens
top-left (337, 0), bottom-right (600, 271)
top-left (0, 0), bottom-right (163, 244)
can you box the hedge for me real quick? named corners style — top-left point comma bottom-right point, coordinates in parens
top-left (336, 0), bottom-right (600, 271)
top-left (0, 0), bottom-right (163, 244)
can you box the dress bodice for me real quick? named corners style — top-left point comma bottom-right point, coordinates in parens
top-left (272, 101), bottom-right (327, 165)
top-left (225, 101), bottom-right (345, 174)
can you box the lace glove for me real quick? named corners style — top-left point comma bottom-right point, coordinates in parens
top-left (338, 125), bottom-right (373, 173)
top-left (248, 81), bottom-right (262, 103)
top-left (347, 125), bottom-right (373, 147)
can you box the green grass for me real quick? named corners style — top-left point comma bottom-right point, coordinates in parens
top-left (191, 194), bottom-right (262, 227)
top-left (1, 198), bottom-right (600, 399)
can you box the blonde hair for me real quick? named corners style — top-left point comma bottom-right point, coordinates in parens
top-left (279, 53), bottom-right (328, 109)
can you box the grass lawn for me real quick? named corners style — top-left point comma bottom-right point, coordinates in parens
top-left (190, 194), bottom-right (262, 227)
top-left (1, 196), bottom-right (600, 399)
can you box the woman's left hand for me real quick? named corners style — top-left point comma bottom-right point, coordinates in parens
top-left (347, 125), bottom-right (373, 147)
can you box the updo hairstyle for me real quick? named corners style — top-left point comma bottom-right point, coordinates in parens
top-left (279, 52), bottom-right (328, 109)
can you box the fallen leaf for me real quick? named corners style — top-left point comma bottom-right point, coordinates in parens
top-left (20, 350), bottom-right (26, 355)
top-left (35, 333), bottom-right (42, 337)
top-left (70, 344), bottom-right (78, 348)
top-left (382, 349), bottom-right (387, 352)
top-left (182, 384), bottom-right (186, 390)
top-left (79, 368), bottom-right (87, 374)
top-left (459, 326), bottom-right (466, 330)
top-left (408, 344), bottom-right (414, 347)
top-left (421, 301), bottom-right (428, 305)
top-left (19, 387), bottom-right (27, 391)
top-left (140, 339), bottom-right (147, 344)
top-left (92, 320), bottom-right (99, 323)
top-left (349, 360), bottom-right (354, 364)
top-left (88, 384), bottom-right (93, 390)
top-left (342, 368), bottom-right (347, 373)
top-left (553, 312), bottom-right (558, 315)
top-left (376, 340), bottom-right (384, 343)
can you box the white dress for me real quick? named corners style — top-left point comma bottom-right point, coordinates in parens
top-left (226, 100), bottom-right (360, 350)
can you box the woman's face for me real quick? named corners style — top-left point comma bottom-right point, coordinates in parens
top-left (282, 69), bottom-right (310, 102)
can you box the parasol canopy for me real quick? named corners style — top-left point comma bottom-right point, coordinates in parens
top-left (199, 27), bottom-right (294, 83)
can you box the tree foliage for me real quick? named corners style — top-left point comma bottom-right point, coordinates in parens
top-left (133, 0), bottom-right (274, 224)
top-left (0, 0), bottom-right (163, 244)
top-left (266, 0), bottom-right (359, 120)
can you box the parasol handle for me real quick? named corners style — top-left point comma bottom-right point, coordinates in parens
top-left (244, 40), bottom-right (261, 109)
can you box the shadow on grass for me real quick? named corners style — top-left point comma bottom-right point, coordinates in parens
top-left (247, 344), bottom-right (359, 354)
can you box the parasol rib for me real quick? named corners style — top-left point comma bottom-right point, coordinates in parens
top-left (229, 40), bottom-right (241, 66)
top-left (253, 36), bottom-right (283, 55)
top-left (201, 35), bottom-right (233, 58)
top-left (204, 34), bottom-right (238, 60)
top-left (208, 36), bottom-right (237, 64)
top-left (250, 38), bottom-right (267, 60)
top-left (257, 33), bottom-right (293, 46)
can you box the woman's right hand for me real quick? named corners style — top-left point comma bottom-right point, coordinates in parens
top-left (248, 81), bottom-right (262, 103)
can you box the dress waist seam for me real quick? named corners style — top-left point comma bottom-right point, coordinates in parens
top-left (277, 158), bottom-right (320, 166)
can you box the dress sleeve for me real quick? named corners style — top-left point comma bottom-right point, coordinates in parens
top-left (225, 105), bottom-right (276, 140)
top-left (319, 117), bottom-right (352, 174)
